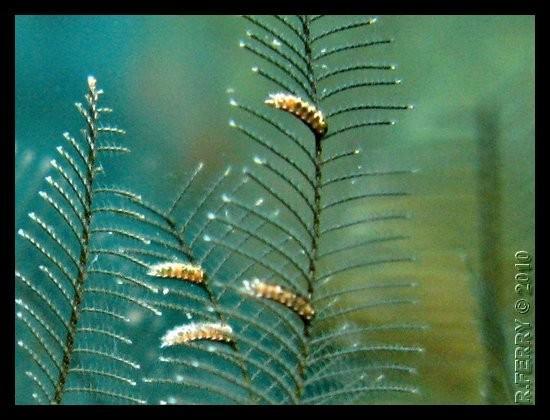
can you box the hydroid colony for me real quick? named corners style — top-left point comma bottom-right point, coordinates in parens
top-left (16, 16), bottom-right (419, 404)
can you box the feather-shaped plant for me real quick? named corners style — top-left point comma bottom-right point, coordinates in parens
top-left (16, 15), bottom-right (424, 405)
top-left (203, 14), bottom-right (422, 404)
top-left (131, 15), bottom-right (423, 404)
top-left (15, 76), bottom-right (166, 404)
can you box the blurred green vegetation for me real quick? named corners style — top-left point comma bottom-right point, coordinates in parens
top-left (15, 15), bottom-right (534, 404)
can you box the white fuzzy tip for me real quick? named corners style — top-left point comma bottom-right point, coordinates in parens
top-left (87, 75), bottom-right (97, 89)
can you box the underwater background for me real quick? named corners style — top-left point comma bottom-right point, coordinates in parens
top-left (15, 15), bottom-right (534, 404)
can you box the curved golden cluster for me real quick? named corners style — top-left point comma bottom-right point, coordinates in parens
top-left (160, 322), bottom-right (233, 347)
top-left (242, 279), bottom-right (315, 321)
top-left (265, 93), bottom-right (328, 138)
top-left (147, 262), bottom-right (205, 284)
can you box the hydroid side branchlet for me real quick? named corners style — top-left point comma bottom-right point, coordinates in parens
top-left (265, 93), bottom-right (327, 139)
top-left (147, 262), bottom-right (205, 284)
top-left (242, 279), bottom-right (315, 321)
top-left (160, 322), bottom-right (233, 347)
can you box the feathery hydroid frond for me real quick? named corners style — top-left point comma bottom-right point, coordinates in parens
top-left (224, 15), bottom-right (419, 404)
top-left (15, 77), bottom-right (153, 404)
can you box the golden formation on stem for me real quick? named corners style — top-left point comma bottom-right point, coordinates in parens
top-left (242, 279), bottom-right (315, 321)
top-left (147, 262), bottom-right (205, 284)
top-left (160, 322), bottom-right (233, 347)
top-left (265, 93), bottom-right (327, 139)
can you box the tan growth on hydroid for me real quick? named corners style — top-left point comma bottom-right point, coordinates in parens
top-left (242, 279), bottom-right (315, 321)
top-left (147, 262), bottom-right (205, 284)
top-left (265, 93), bottom-right (328, 139)
top-left (160, 322), bottom-right (233, 347)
